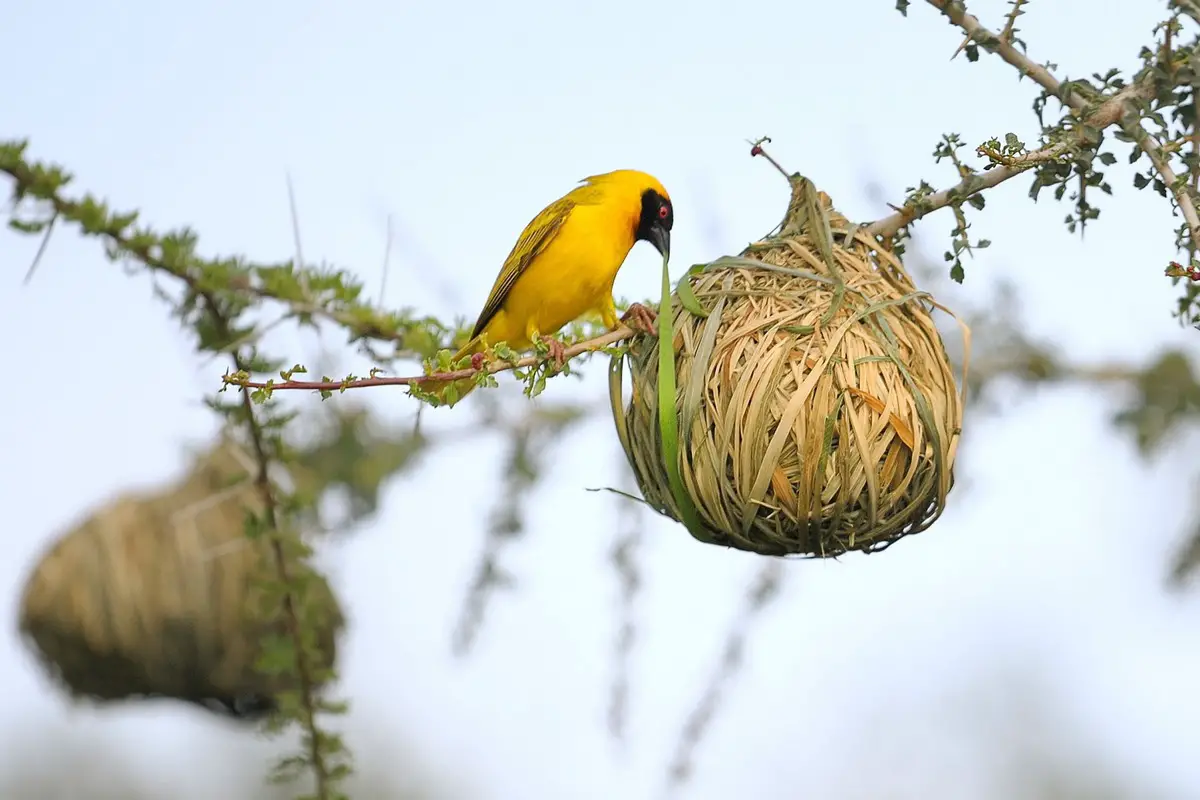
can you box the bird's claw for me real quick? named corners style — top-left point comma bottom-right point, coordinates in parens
top-left (540, 335), bottom-right (568, 370)
top-left (621, 302), bottom-right (658, 336)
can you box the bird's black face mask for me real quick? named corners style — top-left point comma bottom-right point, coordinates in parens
top-left (636, 189), bottom-right (673, 259)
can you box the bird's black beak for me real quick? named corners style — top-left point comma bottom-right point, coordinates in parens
top-left (648, 223), bottom-right (671, 259)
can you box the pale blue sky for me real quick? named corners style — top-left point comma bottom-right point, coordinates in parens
top-left (3, 1), bottom-right (1200, 798)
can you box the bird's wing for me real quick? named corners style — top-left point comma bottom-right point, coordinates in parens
top-left (463, 183), bottom-right (604, 340)
top-left (470, 194), bottom-right (578, 339)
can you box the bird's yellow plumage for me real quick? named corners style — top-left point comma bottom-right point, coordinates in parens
top-left (423, 169), bottom-right (674, 406)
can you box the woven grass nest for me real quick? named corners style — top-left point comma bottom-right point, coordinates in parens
top-left (610, 177), bottom-right (968, 558)
top-left (17, 436), bottom-right (344, 718)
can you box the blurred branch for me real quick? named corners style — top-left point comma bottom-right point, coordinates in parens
top-left (229, 349), bottom-right (341, 799)
top-left (971, 338), bottom-right (1200, 587)
top-left (1177, 0), bottom-right (1200, 26)
top-left (450, 402), bottom-right (589, 656)
top-left (666, 562), bottom-right (786, 791)
top-left (1, 139), bottom-right (452, 362)
top-left (0, 719), bottom-right (460, 800)
top-left (289, 404), bottom-right (434, 529)
top-left (606, 472), bottom-right (646, 741)
top-left (3, 139), bottom-right (354, 798)
top-left (180, 289), bottom-right (349, 796)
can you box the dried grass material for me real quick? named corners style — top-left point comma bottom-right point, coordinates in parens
top-left (610, 186), bottom-right (968, 557)
top-left (17, 437), bottom-right (344, 708)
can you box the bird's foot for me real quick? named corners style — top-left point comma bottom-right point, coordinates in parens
top-left (621, 302), bottom-right (658, 336)
top-left (539, 335), bottom-right (568, 371)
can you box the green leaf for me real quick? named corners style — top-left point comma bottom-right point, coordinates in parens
top-left (675, 274), bottom-right (709, 318)
top-left (655, 254), bottom-right (708, 541)
top-left (950, 263), bottom-right (965, 283)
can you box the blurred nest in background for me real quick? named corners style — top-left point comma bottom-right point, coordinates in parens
top-left (611, 178), bottom-right (967, 557)
top-left (17, 435), bottom-right (344, 718)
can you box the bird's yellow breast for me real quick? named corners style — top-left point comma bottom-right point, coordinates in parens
top-left (478, 201), bottom-right (637, 349)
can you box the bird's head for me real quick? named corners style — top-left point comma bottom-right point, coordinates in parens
top-left (581, 169), bottom-right (674, 258)
top-left (635, 186), bottom-right (673, 259)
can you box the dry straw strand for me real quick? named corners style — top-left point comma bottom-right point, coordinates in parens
top-left (17, 434), bottom-right (344, 712)
top-left (610, 177), bottom-right (969, 558)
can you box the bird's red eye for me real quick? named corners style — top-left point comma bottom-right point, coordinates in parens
top-left (658, 205), bottom-right (670, 219)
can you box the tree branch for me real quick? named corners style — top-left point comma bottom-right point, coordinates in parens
top-left (230, 348), bottom-right (335, 797)
top-left (868, 81), bottom-right (1153, 239)
top-left (223, 327), bottom-right (640, 394)
top-left (872, 0), bottom-right (1195, 246)
top-left (922, 0), bottom-right (1200, 252)
top-left (925, 0), bottom-right (1076, 107)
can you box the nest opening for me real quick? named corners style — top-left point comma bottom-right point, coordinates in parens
top-left (611, 178), bottom-right (967, 557)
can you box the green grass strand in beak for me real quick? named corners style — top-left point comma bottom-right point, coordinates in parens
top-left (655, 251), bottom-right (708, 540)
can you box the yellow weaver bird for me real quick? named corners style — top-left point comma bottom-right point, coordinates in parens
top-left (423, 169), bottom-right (673, 406)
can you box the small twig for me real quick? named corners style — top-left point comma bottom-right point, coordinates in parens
top-left (748, 137), bottom-right (792, 182)
top-left (193, 185), bottom-right (319, 365)
top-left (286, 172), bottom-right (312, 297)
top-left (379, 212), bottom-right (394, 306)
top-left (999, 0), bottom-right (1028, 43)
top-left (224, 326), bottom-right (639, 393)
top-left (870, 146), bottom-right (1060, 239)
top-left (974, 141), bottom-right (1066, 169)
top-left (21, 210), bottom-right (57, 285)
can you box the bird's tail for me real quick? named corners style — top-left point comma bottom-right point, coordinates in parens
top-left (417, 339), bottom-right (483, 407)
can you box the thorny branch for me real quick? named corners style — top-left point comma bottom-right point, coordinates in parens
top-left (868, 81), bottom-right (1153, 239)
top-left (929, 0), bottom-right (1076, 102)
top-left (223, 327), bottom-right (639, 397)
top-left (885, 0), bottom-right (1200, 253)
